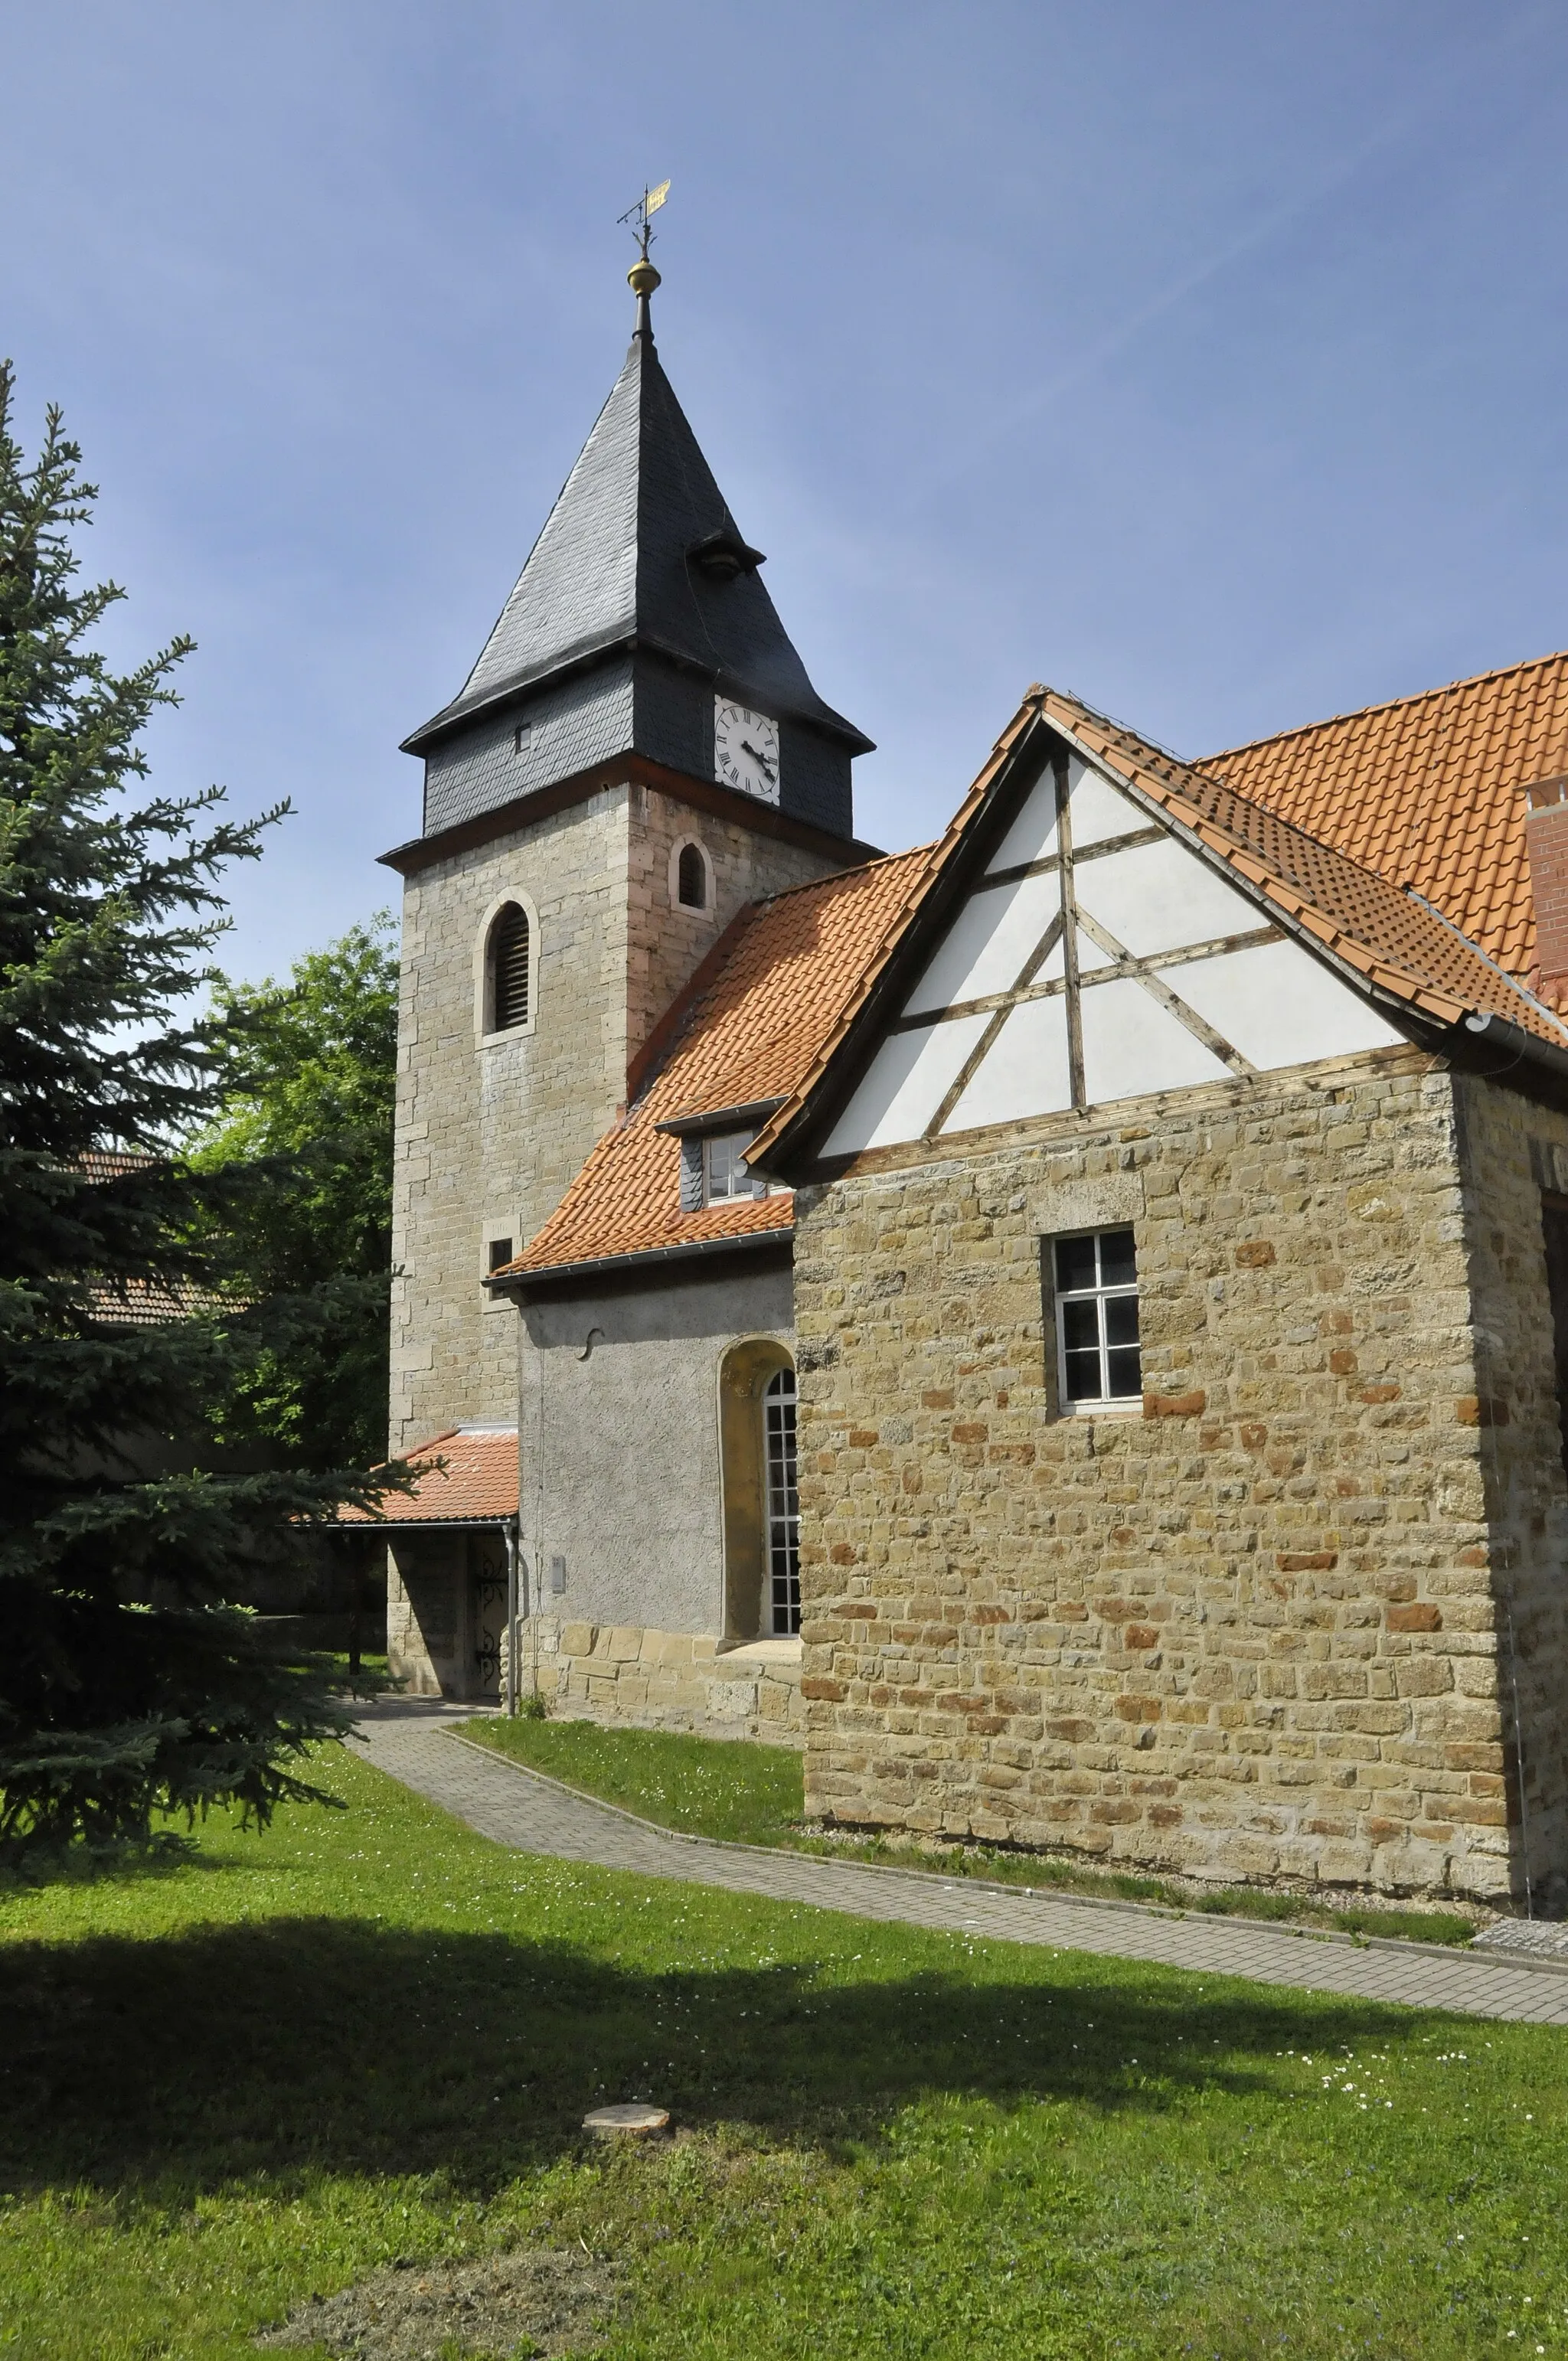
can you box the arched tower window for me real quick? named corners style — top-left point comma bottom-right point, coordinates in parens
top-left (763, 1366), bottom-right (801, 1634)
top-left (487, 902), bottom-right (531, 1033)
top-left (677, 841), bottom-right (708, 909)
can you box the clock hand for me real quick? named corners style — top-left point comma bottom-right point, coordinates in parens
top-left (741, 740), bottom-right (776, 780)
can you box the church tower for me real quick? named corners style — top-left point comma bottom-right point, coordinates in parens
top-left (383, 243), bottom-right (874, 1450)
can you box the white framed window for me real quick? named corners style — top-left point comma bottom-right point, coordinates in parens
top-left (1051, 1226), bottom-right (1141, 1409)
top-left (704, 1131), bottom-right (755, 1201)
top-left (764, 1365), bottom-right (801, 1634)
top-left (677, 1125), bottom-right (787, 1211)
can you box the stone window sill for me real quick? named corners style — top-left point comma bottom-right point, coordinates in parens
top-left (715, 1635), bottom-right (803, 1665)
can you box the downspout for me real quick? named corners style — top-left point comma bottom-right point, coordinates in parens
top-left (503, 1517), bottom-right (520, 1719)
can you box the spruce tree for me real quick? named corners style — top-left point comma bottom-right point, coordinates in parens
top-left (0, 363), bottom-right (394, 1857)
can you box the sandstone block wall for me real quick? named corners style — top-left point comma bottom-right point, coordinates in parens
top-left (1449, 1073), bottom-right (1568, 1902)
top-left (792, 1047), bottom-right (1564, 1903)
top-left (390, 779), bottom-right (838, 1451)
top-left (508, 1616), bottom-right (805, 1744)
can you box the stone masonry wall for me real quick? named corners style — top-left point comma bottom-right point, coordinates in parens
top-left (390, 779), bottom-right (840, 1451)
top-left (1451, 1071), bottom-right (1568, 1905)
top-left (506, 1616), bottom-right (804, 1745)
top-left (792, 1047), bottom-right (1547, 1903)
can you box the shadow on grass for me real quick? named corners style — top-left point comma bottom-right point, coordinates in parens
top-left (0, 1912), bottom-right (1422, 2203)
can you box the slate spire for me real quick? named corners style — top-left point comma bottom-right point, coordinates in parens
top-left (403, 250), bottom-right (871, 843)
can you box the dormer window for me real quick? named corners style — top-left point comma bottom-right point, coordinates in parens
top-left (662, 1099), bottom-right (789, 1213)
top-left (688, 528), bottom-right (766, 581)
top-left (704, 1132), bottom-right (756, 1202)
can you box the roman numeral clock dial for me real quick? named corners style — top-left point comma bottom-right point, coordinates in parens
top-left (714, 699), bottom-right (780, 805)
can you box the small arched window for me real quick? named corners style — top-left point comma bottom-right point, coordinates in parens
top-left (487, 902), bottom-right (531, 1033)
top-left (677, 841), bottom-right (709, 910)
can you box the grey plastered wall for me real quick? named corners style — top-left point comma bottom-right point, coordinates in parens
top-left (516, 1256), bottom-right (794, 1636)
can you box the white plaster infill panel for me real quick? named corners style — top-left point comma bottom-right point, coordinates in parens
top-left (942, 997), bottom-right (1073, 1134)
top-left (822, 1015), bottom-right (991, 1157)
top-left (902, 870), bottom-right (1059, 1017)
top-left (1159, 937), bottom-right (1406, 1069)
top-left (1079, 976), bottom-right (1232, 1103)
top-left (1073, 836), bottom-right (1262, 959)
top-left (1063, 759), bottom-right (1146, 849)
top-left (985, 772), bottom-right (1058, 872)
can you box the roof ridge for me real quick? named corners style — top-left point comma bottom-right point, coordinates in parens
top-left (1206, 647), bottom-right (1568, 765)
top-left (751, 840), bottom-right (935, 910)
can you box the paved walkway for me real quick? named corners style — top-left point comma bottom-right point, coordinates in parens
top-left (354, 1702), bottom-right (1568, 2026)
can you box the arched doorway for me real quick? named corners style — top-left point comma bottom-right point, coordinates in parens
top-left (717, 1339), bottom-right (798, 1643)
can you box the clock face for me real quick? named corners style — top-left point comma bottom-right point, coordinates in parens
top-left (714, 700), bottom-right (780, 805)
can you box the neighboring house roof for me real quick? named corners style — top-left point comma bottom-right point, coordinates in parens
top-left (749, 683), bottom-right (1568, 1173)
top-left (90, 1278), bottom-right (232, 1329)
top-left (1205, 648), bottom-right (1568, 991)
top-left (337, 1425), bottom-right (520, 1527)
top-left (496, 847), bottom-right (936, 1285)
top-left (403, 324), bottom-right (871, 759)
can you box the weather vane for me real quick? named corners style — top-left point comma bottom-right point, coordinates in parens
top-left (619, 179), bottom-right (669, 331)
top-left (618, 178), bottom-right (671, 266)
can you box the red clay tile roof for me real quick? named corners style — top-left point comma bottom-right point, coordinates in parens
top-left (501, 847), bottom-right (938, 1279)
top-left (508, 665), bottom-right (1568, 1270)
top-left (337, 1426), bottom-right (518, 1524)
top-left (1205, 649), bottom-right (1568, 992)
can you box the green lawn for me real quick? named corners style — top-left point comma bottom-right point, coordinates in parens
top-left (468, 1713), bottom-right (1480, 1947)
top-left (1, 1741), bottom-right (1560, 2361)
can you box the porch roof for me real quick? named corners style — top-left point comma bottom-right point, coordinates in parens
top-left (338, 1425), bottom-right (518, 1527)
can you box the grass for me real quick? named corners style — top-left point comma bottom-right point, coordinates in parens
top-left (2, 1742), bottom-right (1560, 2361)
top-left (468, 1713), bottom-right (1483, 1948)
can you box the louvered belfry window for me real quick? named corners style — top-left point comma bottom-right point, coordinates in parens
top-left (488, 903), bottom-right (531, 1032)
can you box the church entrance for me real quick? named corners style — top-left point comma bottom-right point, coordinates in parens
top-left (468, 1529), bottom-right (508, 1703)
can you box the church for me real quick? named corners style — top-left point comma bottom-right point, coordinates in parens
top-left (371, 241), bottom-right (1568, 1911)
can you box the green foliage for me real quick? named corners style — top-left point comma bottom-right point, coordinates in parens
top-left (193, 918), bottom-right (398, 1466)
top-left (0, 1746), bottom-right (1561, 2358)
top-left (0, 361), bottom-right (395, 1858)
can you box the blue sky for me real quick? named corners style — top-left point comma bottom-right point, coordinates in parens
top-left (3, 1), bottom-right (1565, 982)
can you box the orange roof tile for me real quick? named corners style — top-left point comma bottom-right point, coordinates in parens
top-left (1205, 649), bottom-right (1568, 991)
top-left (502, 847), bottom-right (937, 1280)
top-left (338, 1426), bottom-right (518, 1524)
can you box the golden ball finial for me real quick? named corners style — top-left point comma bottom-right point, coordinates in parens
top-left (628, 256), bottom-right (662, 299)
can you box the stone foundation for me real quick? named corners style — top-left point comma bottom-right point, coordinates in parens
top-left (505, 1617), bottom-right (804, 1745)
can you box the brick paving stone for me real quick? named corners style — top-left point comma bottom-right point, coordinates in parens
top-left (352, 1702), bottom-right (1568, 2027)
